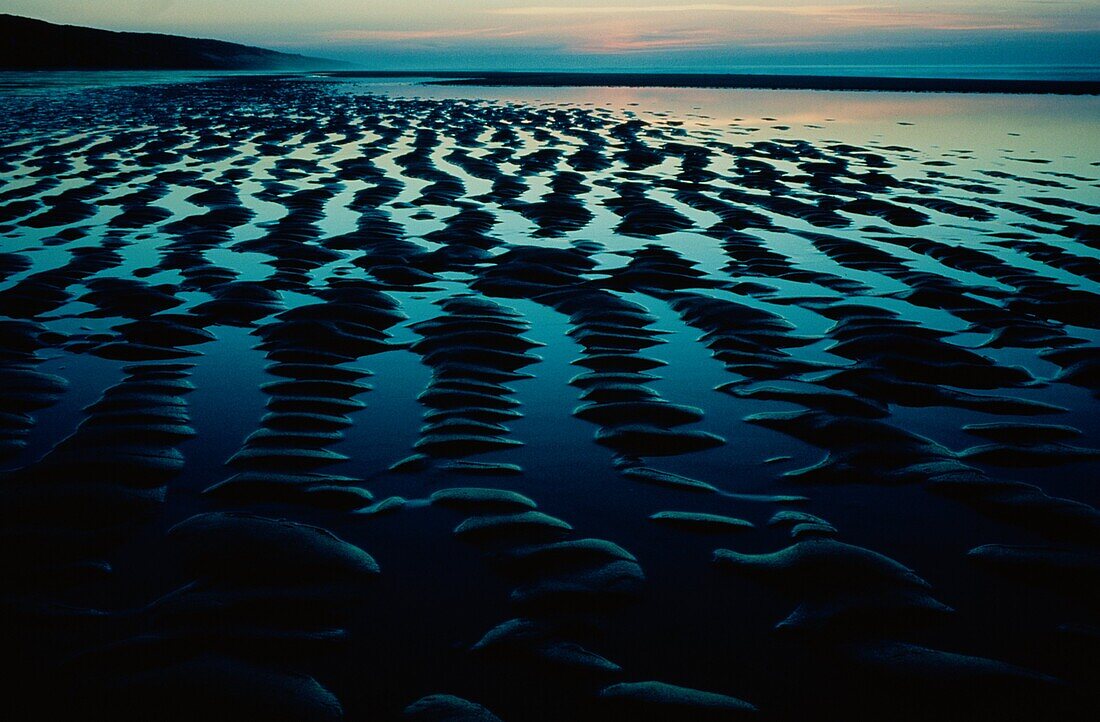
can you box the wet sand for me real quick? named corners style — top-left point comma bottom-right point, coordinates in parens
top-left (0, 73), bottom-right (1098, 721)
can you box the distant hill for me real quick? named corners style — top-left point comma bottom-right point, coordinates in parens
top-left (0, 14), bottom-right (342, 71)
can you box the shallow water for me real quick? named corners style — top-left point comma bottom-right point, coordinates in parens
top-left (1, 72), bottom-right (1098, 721)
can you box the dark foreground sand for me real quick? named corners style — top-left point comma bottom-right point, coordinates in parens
top-left (0, 75), bottom-right (1098, 721)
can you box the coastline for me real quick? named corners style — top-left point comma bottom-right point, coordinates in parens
top-left (325, 70), bottom-right (1100, 95)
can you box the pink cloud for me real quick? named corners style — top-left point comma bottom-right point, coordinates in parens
top-left (494, 4), bottom-right (1055, 33)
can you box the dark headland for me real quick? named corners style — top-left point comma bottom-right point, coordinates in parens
top-left (0, 14), bottom-right (342, 71)
top-left (328, 70), bottom-right (1100, 95)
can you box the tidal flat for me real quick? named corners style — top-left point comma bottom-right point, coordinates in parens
top-left (1, 73), bottom-right (1098, 720)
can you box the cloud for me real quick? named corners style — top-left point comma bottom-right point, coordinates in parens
top-left (577, 28), bottom-right (726, 52)
top-left (319, 26), bottom-right (532, 45)
top-left (265, 1), bottom-right (1092, 60)
top-left (496, 3), bottom-right (777, 14)
top-left (493, 4), bottom-right (1051, 32)
top-left (324, 27), bottom-right (527, 42)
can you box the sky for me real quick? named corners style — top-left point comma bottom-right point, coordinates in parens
top-left (8, 1), bottom-right (1100, 71)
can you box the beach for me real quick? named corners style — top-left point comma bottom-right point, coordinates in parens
top-left (1, 72), bottom-right (1098, 720)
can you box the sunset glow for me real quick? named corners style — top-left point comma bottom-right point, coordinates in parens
top-left (7, 0), bottom-right (1099, 69)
